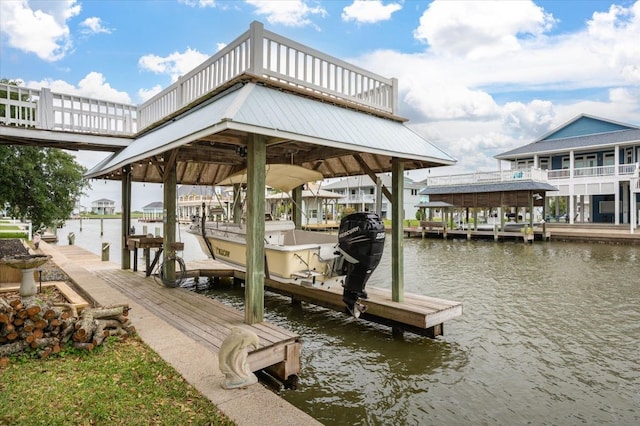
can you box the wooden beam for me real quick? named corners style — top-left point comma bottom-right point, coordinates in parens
top-left (245, 134), bottom-right (266, 324)
top-left (353, 153), bottom-right (393, 201)
top-left (121, 165), bottom-right (132, 270)
top-left (391, 158), bottom-right (404, 303)
top-left (292, 186), bottom-right (302, 229)
top-left (163, 150), bottom-right (177, 282)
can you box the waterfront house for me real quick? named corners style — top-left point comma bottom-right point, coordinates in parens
top-left (265, 183), bottom-right (344, 225)
top-left (176, 185), bottom-right (232, 223)
top-left (141, 201), bottom-right (163, 222)
top-left (496, 114), bottom-right (640, 228)
top-left (323, 174), bottom-right (422, 220)
top-left (91, 198), bottom-right (115, 215)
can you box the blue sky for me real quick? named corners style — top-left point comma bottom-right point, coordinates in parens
top-left (1, 0), bottom-right (639, 211)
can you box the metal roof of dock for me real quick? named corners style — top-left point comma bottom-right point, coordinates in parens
top-left (419, 180), bottom-right (557, 195)
top-left (85, 81), bottom-right (456, 184)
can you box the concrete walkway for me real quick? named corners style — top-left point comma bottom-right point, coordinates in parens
top-left (38, 242), bottom-right (321, 426)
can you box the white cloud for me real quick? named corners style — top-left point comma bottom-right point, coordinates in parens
top-left (342, 1), bottom-right (402, 24)
top-left (245, 0), bottom-right (327, 27)
top-left (138, 48), bottom-right (209, 82)
top-left (586, 2), bottom-right (640, 83)
top-left (178, 0), bottom-right (216, 7)
top-left (404, 83), bottom-right (500, 121)
top-left (80, 17), bottom-right (112, 35)
top-left (138, 85), bottom-right (163, 103)
top-left (414, 0), bottom-right (556, 59)
top-left (25, 72), bottom-right (132, 104)
top-left (0, 0), bottom-right (80, 61)
top-left (502, 100), bottom-right (555, 139)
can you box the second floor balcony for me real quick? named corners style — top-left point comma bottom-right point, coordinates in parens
top-left (547, 163), bottom-right (639, 180)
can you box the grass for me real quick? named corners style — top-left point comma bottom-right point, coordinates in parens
top-left (1, 337), bottom-right (235, 426)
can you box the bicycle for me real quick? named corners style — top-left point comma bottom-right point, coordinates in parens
top-left (153, 249), bottom-right (187, 288)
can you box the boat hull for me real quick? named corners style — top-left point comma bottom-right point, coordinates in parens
top-left (189, 223), bottom-right (343, 285)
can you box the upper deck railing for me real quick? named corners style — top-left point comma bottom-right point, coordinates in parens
top-left (0, 83), bottom-right (137, 135)
top-left (1, 21), bottom-right (397, 138)
top-left (138, 21), bottom-right (397, 130)
top-left (424, 168), bottom-right (549, 187)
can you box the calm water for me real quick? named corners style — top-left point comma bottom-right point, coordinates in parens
top-left (56, 220), bottom-right (640, 425)
top-left (54, 218), bottom-right (208, 263)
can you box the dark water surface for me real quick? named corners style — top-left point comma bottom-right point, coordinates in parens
top-left (57, 220), bottom-right (640, 425)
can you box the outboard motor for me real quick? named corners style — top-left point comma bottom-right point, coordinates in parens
top-left (337, 212), bottom-right (385, 317)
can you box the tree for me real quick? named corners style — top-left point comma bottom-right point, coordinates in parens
top-left (0, 145), bottom-right (90, 228)
top-left (1, 79), bottom-right (89, 228)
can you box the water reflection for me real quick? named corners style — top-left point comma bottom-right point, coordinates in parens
top-left (206, 238), bottom-right (639, 425)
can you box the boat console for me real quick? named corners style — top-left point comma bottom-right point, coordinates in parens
top-left (337, 212), bottom-right (385, 317)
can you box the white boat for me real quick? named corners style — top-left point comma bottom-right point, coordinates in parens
top-left (188, 218), bottom-right (344, 286)
top-left (187, 164), bottom-right (386, 316)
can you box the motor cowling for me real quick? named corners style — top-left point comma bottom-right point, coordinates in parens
top-left (337, 212), bottom-right (385, 312)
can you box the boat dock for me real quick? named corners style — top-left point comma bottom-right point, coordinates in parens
top-left (405, 225), bottom-right (550, 242)
top-left (185, 259), bottom-right (462, 339)
top-left (39, 243), bottom-right (302, 385)
top-left (405, 222), bottom-right (640, 244)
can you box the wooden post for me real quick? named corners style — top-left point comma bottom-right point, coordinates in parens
top-left (292, 186), bottom-right (302, 229)
top-left (101, 242), bottom-right (110, 261)
top-left (121, 165), bottom-right (132, 270)
top-left (163, 150), bottom-right (177, 282)
top-left (233, 184), bottom-right (243, 224)
top-left (391, 158), bottom-right (404, 303)
top-left (246, 135), bottom-right (266, 324)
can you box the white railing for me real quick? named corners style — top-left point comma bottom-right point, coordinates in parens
top-left (138, 21), bottom-right (396, 131)
top-left (1, 21), bottom-right (396, 137)
top-left (548, 163), bottom-right (639, 180)
top-left (344, 194), bottom-right (376, 204)
top-left (0, 83), bottom-right (137, 135)
top-left (424, 168), bottom-right (548, 187)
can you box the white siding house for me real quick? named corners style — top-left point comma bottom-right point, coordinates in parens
top-left (91, 198), bottom-right (115, 215)
top-left (323, 174), bottom-right (422, 220)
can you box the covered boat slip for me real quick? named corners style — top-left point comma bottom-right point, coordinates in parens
top-left (3, 22), bottom-right (461, 336)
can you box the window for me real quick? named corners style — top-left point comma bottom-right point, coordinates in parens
top-left (604, 153), bottom-right (615, 166)
top-left (539, 158), bottom-right (549, 170)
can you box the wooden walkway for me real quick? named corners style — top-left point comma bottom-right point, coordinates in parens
top-left (405, 226), bottom-right (549, 242)
top-left (48, 245), bottom-right (301, 383)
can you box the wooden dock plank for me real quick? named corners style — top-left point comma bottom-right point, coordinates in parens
top-left (99, 270), bottom-right (292, 347)
top-left (184, 258), bottom-right (463, 335)
top-left (47, 245), bottom-right (301, 379)
top-left (96, 269), bottom-right (301, 373)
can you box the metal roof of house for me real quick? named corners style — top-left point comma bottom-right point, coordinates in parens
top-left (496, 128), bottom-right (640, 159)
top-left (419, 181), bottom-right (557, 195)
top-left (85, 81), bottom-right (455, 184)
top-left (496, 114), bottom-right (640, 159)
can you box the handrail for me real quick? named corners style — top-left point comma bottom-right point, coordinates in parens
top-left (0, 83), bottom-right (138, 135)
top-left (137, 21), bottom-right (397, 131)
top-left (548, 163), bottom-right (639, 180)
top-left (424, 168), bottom-right (548, 187)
